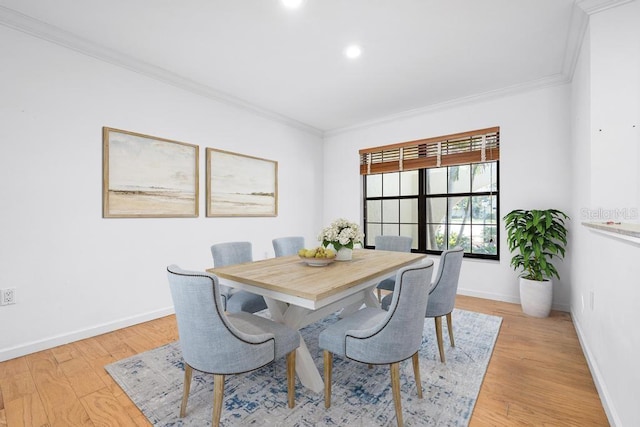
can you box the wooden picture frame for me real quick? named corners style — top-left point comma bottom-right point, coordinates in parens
top-left (206, 148), bottom-right (278, 217)
top-left (103, 127), bottom-right (199, 218)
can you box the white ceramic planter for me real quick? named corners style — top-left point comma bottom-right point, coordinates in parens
top-left (519, 278), bottom-right (553, 317)
top-left (335, 247), bottom-right (353, 261)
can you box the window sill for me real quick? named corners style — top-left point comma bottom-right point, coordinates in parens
top-left (582, 222), bottom-right (640, 245)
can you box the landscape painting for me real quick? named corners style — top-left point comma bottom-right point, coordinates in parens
top-left (103, 127), bottom-right (199, 218)
top-left (207, 148), bottom-right (277, 217)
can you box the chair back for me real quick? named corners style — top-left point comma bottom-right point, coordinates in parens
top-left (273, 236), bottom-right (304, 257)
top-left (166, 265), bottom-right (275, 374)
top-left (426, 246), bottom-right (464, 317)
top-left (374, 235), bottom-right (412, 252)
top-left (210, 241), bottom-right (253, 300)
top-left (345, 260), bottom-right (434, 364)
top-left (210, 241), bottom-right (253, 267)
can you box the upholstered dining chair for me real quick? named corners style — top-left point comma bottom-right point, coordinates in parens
top-left (166, 265), bottom-right (300, 427)
top-left (374, 235), bottom-right (413, 302)
top-left (382, 246), bottom-right (464, 363)
top-left (319, 260), bottom-right (435, 427)
top-left (210, 241), bottom-right (268, 313)
top-left (273, 236), bottom-right (305, 257)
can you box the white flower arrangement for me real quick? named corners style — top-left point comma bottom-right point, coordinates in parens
top-left (318, 218), bottom-right (365, 251)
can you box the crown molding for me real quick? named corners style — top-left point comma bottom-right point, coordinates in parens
top-left (0, 5), bottom-right (324, 137)
top-left (325, 73), bottom-right (570, 137)
top-left (561, 2), bottom-right (590, 81)
top-left (560, 0), bottom-right (634, 93)
top-left (327, 0), bottom-right (637, 137)
top-left (576, 0), bottom-right (635, 15)
top-left (4, 2), bottom-right (634, 139)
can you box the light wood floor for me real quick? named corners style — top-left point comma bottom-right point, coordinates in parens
top-left (0, 295), bottom-right (609, 426)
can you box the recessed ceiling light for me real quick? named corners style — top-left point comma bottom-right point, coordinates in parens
top-left (281, 0), bottom-right (303, 9)
top-left (345, 44), bottom-right (362, 59)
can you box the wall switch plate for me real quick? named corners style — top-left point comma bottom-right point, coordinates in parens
top-left (0, 288), bottom-right (16, 305)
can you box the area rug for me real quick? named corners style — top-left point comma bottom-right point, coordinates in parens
top-left (105, 309), bottom-right (501, 426)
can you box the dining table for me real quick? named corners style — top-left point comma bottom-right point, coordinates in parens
top-left (207, 248), bottom-right (427, 393)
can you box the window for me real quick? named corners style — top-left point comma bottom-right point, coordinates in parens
top-left (361, 127), bottom-right (499, 259)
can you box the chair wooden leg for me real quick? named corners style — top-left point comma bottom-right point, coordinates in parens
top-left (434, 316), bottom-right (445, 363)
top-left (324, 350), bottom-right (332, 408)
top-left (212, 374), bottom-right (225, 427)
top-left (377, 288), bottom-right (382, 303)
top-left (412, 352), bottom-right (423, 399)
top-left (390, 362), bottom-right (404, 427)
top-left (286, 350), bottom-right (296, 408)
top-left (180, 364), bottom-right (193, 418)
top-left (446, 312), bottom-right (455, 347)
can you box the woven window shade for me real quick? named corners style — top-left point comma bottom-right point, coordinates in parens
top-left (359, 127), bottom-right (500, 175)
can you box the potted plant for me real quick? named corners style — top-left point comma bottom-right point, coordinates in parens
top-left (503, 209), bottom-right (569, 317)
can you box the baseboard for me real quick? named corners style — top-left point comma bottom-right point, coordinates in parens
top-left (457, 288), bottom-right (570, 312)
top-left (571, 307), bottom-right (620, 426)
top-left (457, 288), bottom-right (520, 304)
top-left (0, 293), bottom-right (574, 363)
top-left (0, 306), bottom-right (175, 362)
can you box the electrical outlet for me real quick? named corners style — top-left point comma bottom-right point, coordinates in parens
top-left (0, 288), bottom-right (16, 305)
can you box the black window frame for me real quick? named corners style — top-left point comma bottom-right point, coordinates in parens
top-left (363, 161), bottom-right (500, 260)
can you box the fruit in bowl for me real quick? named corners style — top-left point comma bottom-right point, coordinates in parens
top-left (298, 246), bottom-right (336, 259)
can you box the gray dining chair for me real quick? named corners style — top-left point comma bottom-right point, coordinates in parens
top-left (273, 236), bottom-right (305, 257)
top-left (374, 235), bottom-right (413, 302)
top-left (382, 246), bottom-right (464, 363)
top-left (166, 265), bottom-right (300, 427)
top-left (210, 241), bottom-right (268, 313)
top-left (319, 260), bottom-right (435, 427)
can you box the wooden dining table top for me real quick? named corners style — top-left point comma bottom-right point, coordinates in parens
top-left (207, 248), bottom-right (427, 303)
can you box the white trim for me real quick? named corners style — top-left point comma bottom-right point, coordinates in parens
top-left (0, 6), bottom-right (323, 138)
top-left (2, 1), bottom-right (633, 139)
top-left (457, 288), bottom-right (571, 313)
top-left (577, 0), bottom-right (635, 15)
top-left (0, 306), bottom-right (175, 362)
top-left (571, 310), bottom-right (620, 426)
top-left (325, 74), bottom-right (569, 137)
top-left (561, 2), bottom-right (590, 81)
top-left (325, 1), bottom-right (636, 138)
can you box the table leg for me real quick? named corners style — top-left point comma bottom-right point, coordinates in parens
top-left (339, 287), bottom-right (380, 318)
top-left (363, 287), bottom-right (381, 308)
top-left (293, 338), bottom-right (324, 393)
top-left (264, 298), bottom-right (288, 323)
top-left (264, 298), bottom-right (324, 393)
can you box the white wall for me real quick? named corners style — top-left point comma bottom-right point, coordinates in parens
top-left (570, 2), bottom-right (640, 426)
top-left (0, 26), bottom-right (324, 361)
top-left (323, 84), bottom-right (573, 308)
top-left (2, 4), bottom-right (637, 423)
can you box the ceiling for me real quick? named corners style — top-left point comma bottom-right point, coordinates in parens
top-left (0, 0), bottom-right (619, 134)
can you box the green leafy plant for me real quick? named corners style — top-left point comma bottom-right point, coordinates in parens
top-left (435, 231), bottom-right (470, 250)
top-left (503, 209), bottom-right (569, 281)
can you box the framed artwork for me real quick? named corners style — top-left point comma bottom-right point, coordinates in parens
top-left (206, 148), bottom-right (278, 217)
top-left (103, 127), bottom-right (199, 218)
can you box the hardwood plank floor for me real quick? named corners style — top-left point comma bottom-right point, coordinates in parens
top-left (455, 296), bottom-right (609, 426)
top-left (0, 296), bottom-right (609, 426)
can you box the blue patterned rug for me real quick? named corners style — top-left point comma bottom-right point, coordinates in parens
top-left (105, 309), bottom-right (501, 426)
